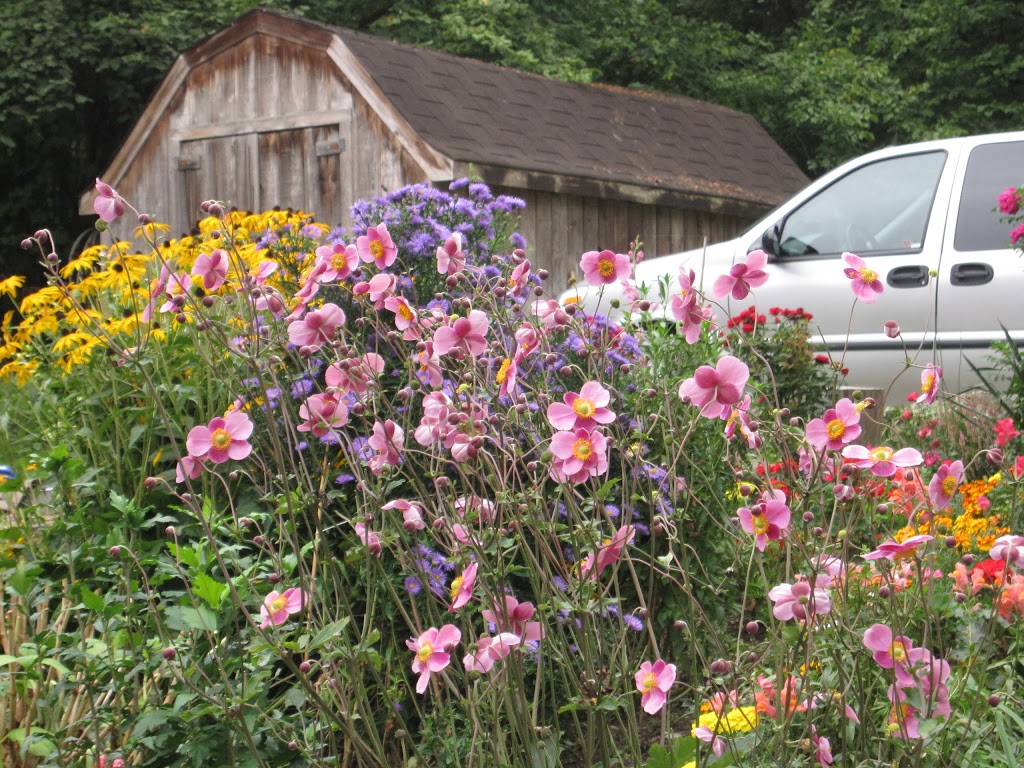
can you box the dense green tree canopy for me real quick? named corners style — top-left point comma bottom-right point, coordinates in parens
top-left (2, 0), bottom-right (1021, 286)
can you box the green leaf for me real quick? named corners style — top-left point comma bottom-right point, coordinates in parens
top-left (164, 605), bottom-right (218, 632)
top-left (307, 618), bottom-right (351, 651)
top-left (80, 585), bottom-right (105, 612)
top-left (134, 709), bottom-right (171, 735)
top-left (39, 658), bottom-right (70, 676)
top-left (168, 542), bottom-right (200, 568)
top-left (192, 573), bottom-right (227, 610)
top-left (646, 744), bottom-right (672, 768)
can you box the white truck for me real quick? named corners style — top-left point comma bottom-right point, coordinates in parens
top-left (561, 131), bottom-right (1024, 404)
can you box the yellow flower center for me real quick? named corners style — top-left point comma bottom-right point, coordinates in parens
top-left (270, 595), bottom-right (287, 613)
top-left (826, 418), bottom-right (846, 440)
top-left (211, 428), bottom-right (232, 450)
top-left (598, 258), bottom-right (615, 277)
top-left (572, 437), bottom-right (593, 461)
top-left (890, 641), bottom-right (908, 664)
top-left (449, 576), bottom-right (464, 602)
top-left (398, 304), bottom-right (414, 321)
top-left (369, 240), bottom-right (384, 259)
top-left (640, 672), bottom-right (657, 693)
top-left (922, 373), bottom-right (935, 394)
top-left (942, 476), bottom-right (958, 496)
top-left (752, 515), bottom-right (770, 535)
top-left (858, 266), bottom-right (878, 283)
top-left (496, 358), bottom-right (512, 384)
top-left (573, 398), bottom-right (595, 418)
top-left (331, 252), bottom-right (348, 270)
top-left (870, 446), bottom-right (894, 462)
top-left (417, 641), bottom-right (434, 664)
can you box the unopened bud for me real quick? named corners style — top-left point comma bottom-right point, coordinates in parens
top-left (884, 320), bottom-right (900, 338)
top-left (109, 545), bottom-right (121, 558)
top-left (163, 647), bottom-right (177, 660)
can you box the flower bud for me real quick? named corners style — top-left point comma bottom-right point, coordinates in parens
top-left (884, 320), bottom-right (900, 338)
top-left (165, 525), bottom-right (176, 536)
top-left (163, 647), bottom-right (177, 660)
top-left (710, 658), bottom-right (731, 675)
top-left (20, 238), bottom-right (33, 250)
top-left (745, 620), bottom-right (761, 635)
top-left (989, 693), bottom-right (1001, 707)
top-left (945, 535), bottom-right (957, 548)
top-left (987, 447), bottom-right (1004, 465)
top-left (833, 484), bottom-right (855, 501)
top-left (299, 661), bottom-right (312, 673)
top-left (109, 545), bottom-right (121, 558)
top-left (878, 585), bottom-right (891, 598)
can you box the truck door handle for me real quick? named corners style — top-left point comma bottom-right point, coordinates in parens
top-left (949, 262), bottom-right (993, 286)
top-left (887, 265), bottom-right (929, 288)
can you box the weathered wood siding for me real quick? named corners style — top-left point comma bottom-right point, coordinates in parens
top-left (493, 187), bottom-right (751, 295)
top-left (116, 32), bottom-right (431, 238)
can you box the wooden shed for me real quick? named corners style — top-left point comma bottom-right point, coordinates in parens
top-left (80, 8), bottom-right (808, 292)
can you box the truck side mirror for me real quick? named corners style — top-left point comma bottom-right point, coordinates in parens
top-left (761, 222), bottom-right (783, 259)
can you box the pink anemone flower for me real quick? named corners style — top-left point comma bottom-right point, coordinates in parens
top-left (432, 310), bottom-right (489, 357)
top-left (862, 534), bottom-right (933, 562)
top-left (354, 522), bottom-right (382, 557)
top-left (463, 632), bottom-right (521, 673)
top-left (482, 596), bottom-right (544, 642)
top-left (315, 242), bottom-right (358, 282)
top-left (436, 232), bottom-right (466, 275)
top-left (191, 249), bottom-right (229, 292)
top-left (175, 455), bottom-right (204, 483)
top-left (383, 499), bottom-right (427, 531)
top-left (186, 410), bottom-right (254, 464)
top-left (768, 579), bottom-right (831, 623)
top-left (508, 258), bottom-right (531, 298)
top-left (384, 295), bottom-right (420, 340)
top-left (635, 659), bottom-right (676, 715)
top-left (580, 249), bottom-right (631, 287)
top-left (356, 223), bottom-right (398, 268)
top-left (448, 562), bottom-right (478, 612)
top-left (93, 178), bottom-right (125, 222)
top-left (670, 268), bottom-right (713, 344)
top-left (737, 489), bottom-right (791, 551)
top-left (326, 353), bottom-right (385, 398)
top-left (927, 460), bottom-right (963, 510)
top-left (862, 623), bottom-right (923, 686)
top-left (288, 302), bottom-right (346, 351)
top-left (259, 587), bottom-right (307, 628)
top-left (579, 525), bottom-right (635, 580)
top-left (842, 252), bottom-right (884, 303)
top-left (546, 381), bottom-right (615, 431)
top-left (678, 355), bottom-right (749, 419)
top-left (352, 272), bottom-right (396, 307)
top-left (919, 363), bottom-right (942, 405)
top-left (842, 444), bottom-right (923, 477)
top-left (367, 419), bottom-right (404, 475)
top-left (713, 249), bottom-right (769, 300)
top-left (990, 534), bottom-right (1024, 568)
top-left (549, 427), bottom-right (609, 484)
top-left (408, 624), bottom-right (461, 693)
top-left (296, 393), bottom-right (349, 438)
top-left (805, 398), bottom-right (862, 451)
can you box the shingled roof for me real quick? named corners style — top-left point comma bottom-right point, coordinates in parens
top-left (330, 21), bottom-right (809, 207)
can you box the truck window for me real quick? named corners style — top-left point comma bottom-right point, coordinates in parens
top-left (778, 151), bottom-right (946, 258)
top-left (953, 140), bottom-right (1024, 252)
